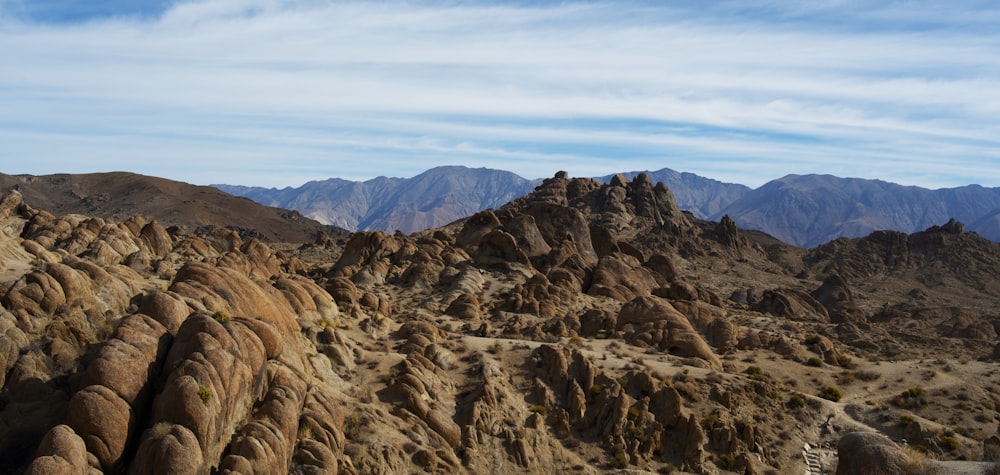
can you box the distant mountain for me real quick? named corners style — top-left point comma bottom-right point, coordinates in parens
top-left (597, 169), bottom-right (750, 219)
top-left (971, 208), bottom-right (1000, 242)
top-left (215, 167), bottom-right (1000, 247)
top-left (0, 171), bottom-right (343, 243)
top-left (216, 166), bottom-right (541, 233)
top-left (717, 174), bottom-right (1000, 247)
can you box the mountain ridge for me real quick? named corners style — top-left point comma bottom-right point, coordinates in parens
top-left (715, 173), bottom-right (1000, 247)
top-left (0, 171), bottom-right (346, 243)
top-left (215, 166), bottom-right (1000, 247)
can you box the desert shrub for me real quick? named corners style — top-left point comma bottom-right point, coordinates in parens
top-left (899, 414), bottom-right (915, 426)
top-left (904, 387), bottom-right (924, 397)
top-left (805, 357), bottom-right (824, 367)
top-left (788, 393), bottom-right (806, 409)
top-left (745, 366), bottom-right (767, 381)
top-left (529, 404), bottom-right (547, 416)
top-left (212, 310), bottom-right (231, 323)
top-left (818, 386), bottom-right (842, 402)
top-left (893, 386), bottom-right (927, 408)
top-left (901, 446), bottom-right (938, 474)
top-left (701, 413), bottom-right (720, 429)
top-left (197, 384), bottom-right (212, 404)
top-left (612, 445), bottom-right (628, 468)
top-left (716, 453), bottom-right (737, 470)
top-left (939, 435), bottom-right (960, 451)
top-left (590, 383), bottom-right (605, 396)
top-left (804, 334), bottom-right (821, 345)
top-left (855, 370), bottom-right (881, 381)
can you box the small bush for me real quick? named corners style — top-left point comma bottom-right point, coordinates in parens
top-left (818, 386), bottom-right (842, 402)
top-left (806, 357), bottom-right (824, 367)
top-left (899, 414), bottom-right (915, 426)
top-left (788, 393), bottom-right (806, 409)
top-left (939, 435), bottom-right (960, 451)
top-left (745, 366), bottom-right (767, 381)
top-left (893, 386), bottom-right (927, 408)
top-left (804, 334), bottom-right (821, 345)
top-left (901, 446), bottom-right (932, 474)
top-left (902, 387), bottom-right (925, 398)
top-left (529, 404), bottom-right (547, 416)
top-left (701, 413), bottom-right (720, 429)
top-left (612, 445), bottom-right (628, 469)
top-left (197, 384), bottom-right (213, 404)
top-left (855, 370), bottom-right (881, 381)
top-left (212, 310), bottom-right (231, 323)
top-left (590, 383), bottom-right (605, 396)
top-left (716, 453), bottom-right (737, 470)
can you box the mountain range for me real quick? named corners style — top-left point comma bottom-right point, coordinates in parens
top-left (217, 166), bottom-right (1000, 247)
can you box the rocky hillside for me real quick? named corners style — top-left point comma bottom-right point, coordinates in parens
top-left (0, 172), bottom-right (345, 243)
top-left (718, 174), bottom-right (1000, 247)
top-left (2, 172), bottom-right (1000, 474)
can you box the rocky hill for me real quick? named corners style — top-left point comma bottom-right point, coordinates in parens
top-left (0, 172), bottom-right (345, 243)
top-left (717, 174), bottom-right (1000, 247)
top-left (2, 172), bottom-right (1000, 474)
top-left (598, 168), bottom-right (750, 219)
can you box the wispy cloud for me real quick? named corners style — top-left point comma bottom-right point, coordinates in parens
top-left (1, 0), bottom-right (998, 188)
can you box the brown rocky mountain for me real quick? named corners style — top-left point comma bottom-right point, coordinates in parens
top-left (2, 171), bottom-right (999, 474)
top-left (0, 172), bottom-right (346, 243)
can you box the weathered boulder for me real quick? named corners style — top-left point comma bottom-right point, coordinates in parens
top-left (525, 203), bottom-right (598, 266)
top-left (24, 424), bottom-right (97, 475)
top-left (751, 289), bottom-right (829, 322)
top-left (475, 230), bottom-right (530, 268)
top-left (587, 254), bottom-right (658, 301)
top-left (618, 296), bottom-right (721, 369)
top-left (129, 423), bottom-right (204, 475)
top-left (835, 432), bottom-right (908, 475)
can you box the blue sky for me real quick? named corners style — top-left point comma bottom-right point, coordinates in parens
top-left (1, 0), bottom-right (999, 189)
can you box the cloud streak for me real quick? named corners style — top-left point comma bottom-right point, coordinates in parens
top-left (1, 0), bottom-right (998, 188)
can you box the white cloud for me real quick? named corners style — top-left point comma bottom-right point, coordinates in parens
top-left (1, 0), bottom-right (999, 189)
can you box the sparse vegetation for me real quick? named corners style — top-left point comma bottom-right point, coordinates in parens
top-left (197, 384), bottom-right (213, 404)
top-left (938, 435), bottom-right (960, 451)
top-left (212, 310), bottom-right (231, 323)
top-left (716, 453), bottom-right (737, 470)
top-left (745, 365), bottom-right (768, 381)
top-left (788, 393), bottom-right (806, 409)
top-left (805, 357), bottom-right (824, 367)
top-left (818, 386), bottom-right (842, 402)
